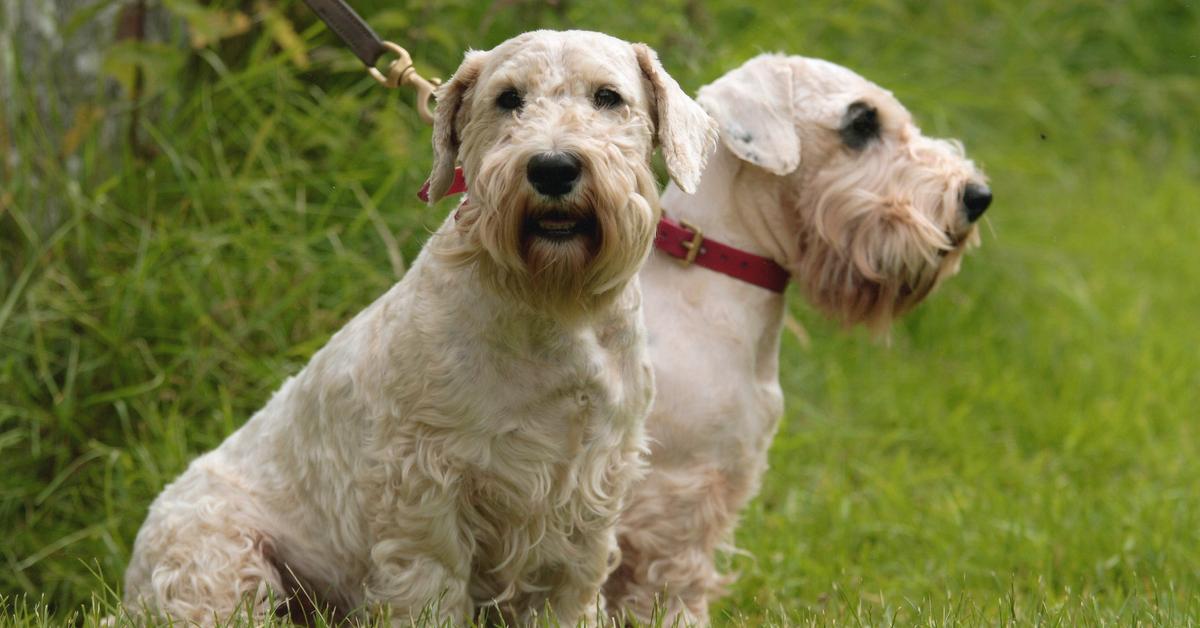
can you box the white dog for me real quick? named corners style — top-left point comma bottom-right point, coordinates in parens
top-left (123, 30), bottom-right (716, 626)
top-left (604, 55), bottom-right (992, 625)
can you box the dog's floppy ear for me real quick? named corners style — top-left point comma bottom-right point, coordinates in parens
top-left (429, 50), bottom-right (485, 203)
top-left (696, 55), bottom-right (799, 176)
top-left (633, 44), bottom-right (718, 194)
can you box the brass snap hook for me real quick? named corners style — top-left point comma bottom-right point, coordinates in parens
top-left (369, 41), bottom-right (441, 125)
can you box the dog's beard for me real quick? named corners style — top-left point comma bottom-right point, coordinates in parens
top-left (441, 149), bottom-right (659, 320)
top-left (521, 204), bottom-right (600, 293)
top-left (795, 157), bottom-right (979, 331)
top-left (796, 225), bottom-right (967, 332)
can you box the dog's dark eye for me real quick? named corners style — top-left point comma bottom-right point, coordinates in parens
top-left (593, 87), bottom-right (623, 109)
top-left (840, 101), bottom-right (880, 150)
top-left (496, 89), bottom-right (524, 111)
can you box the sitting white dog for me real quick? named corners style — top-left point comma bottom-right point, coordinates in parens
top-left (605, 54), bottom-right (992, 625)
top-left (123, 30), bottom-right (716, 625)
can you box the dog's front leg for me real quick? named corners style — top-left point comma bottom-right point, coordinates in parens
top-left (539, 530), bottom-right (619, 627)
top-left (364, 551), bottom-right (471, 625)
top-left (362, 493), bottom-right (473, 625)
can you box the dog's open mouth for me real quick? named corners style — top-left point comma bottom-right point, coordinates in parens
top-left (524, 210), bottom-right (597, 242)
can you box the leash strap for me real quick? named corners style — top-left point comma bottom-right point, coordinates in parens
top-left (301, 0), bottom-right (441, 123)
top-left (300, 0), bottom-right (386, 67)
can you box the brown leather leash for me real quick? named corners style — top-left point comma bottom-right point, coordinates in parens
top-left (301, 0), bottom-right (440, 123)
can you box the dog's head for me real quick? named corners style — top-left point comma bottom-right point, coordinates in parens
top-left (698, 55), bottom-right (991, 330)
top-left (429, 30), bottom-right (717, 318)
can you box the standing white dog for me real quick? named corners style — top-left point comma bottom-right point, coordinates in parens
top-left (123, 30), bottom-right (716, 626)
top-left (604, 55), bottom-right (992, 625)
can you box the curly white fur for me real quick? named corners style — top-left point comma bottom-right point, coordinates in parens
top-left (605, 55), bottom-right (990, 625)
top-left (123, 30), bottom-right (716, 626)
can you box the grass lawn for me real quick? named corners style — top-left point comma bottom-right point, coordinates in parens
top-left (3, 0), bottom-right (1199, 624)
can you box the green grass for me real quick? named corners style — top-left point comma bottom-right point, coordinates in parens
top-left (3, 0), bottom-right (1199, 624)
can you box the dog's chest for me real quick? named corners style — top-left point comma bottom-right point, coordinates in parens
top-left (449, 318), bottom-right (650, 604)
top-left (458, 315), bottom-right (647, 446)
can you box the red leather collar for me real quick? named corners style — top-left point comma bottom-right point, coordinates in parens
top-left (417, 168), bottom-right (789, 293)
top-left (654, 215), bottom-right (790, 293)
top-left (417, 168), bottom-right (468, 202)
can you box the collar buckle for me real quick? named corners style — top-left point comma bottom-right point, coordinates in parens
top-left (678, 220), bottom-right (704, 267)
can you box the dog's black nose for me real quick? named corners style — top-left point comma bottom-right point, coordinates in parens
top-left (963, 183), bottom-right (992, 222)
top-left (527, 153), bottom-right (582, 197)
